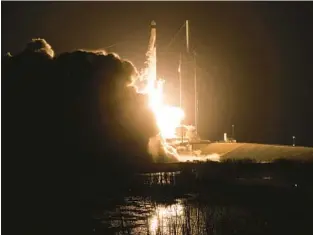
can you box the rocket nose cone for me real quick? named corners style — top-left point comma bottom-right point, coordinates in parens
top-left (151, 20), bottom-right (156, 26)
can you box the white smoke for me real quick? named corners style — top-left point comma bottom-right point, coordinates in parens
top-left (148, 135), bottom-right (179, 162)
top-left (25, 38), bottom-right (54, 58)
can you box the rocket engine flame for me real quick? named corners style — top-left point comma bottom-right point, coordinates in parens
top-left (134, 21), bottom-right (185, 141)
top-left (130, 21), bottom-right (186, 160)
top-left (129, 21), bottom-right (212, 163)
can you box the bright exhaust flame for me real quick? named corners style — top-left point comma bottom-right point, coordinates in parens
top-left (128, 22), bottom-right (218, 162)
top-left (136, 44), bottom-right (184, 140)
top-left (130, 22), bottom-right (194, 161)
top-left (141, 76), bottom-right (184, 139)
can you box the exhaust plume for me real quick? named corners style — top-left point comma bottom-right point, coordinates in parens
top-left (129, 21), bottom-right (187, 162)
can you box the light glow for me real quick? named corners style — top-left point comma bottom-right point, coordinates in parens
top-left (136, 39), bottom-right (184, 140)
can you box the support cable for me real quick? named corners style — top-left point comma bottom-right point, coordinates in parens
top-left (163, 22), bottom-right (186, 53)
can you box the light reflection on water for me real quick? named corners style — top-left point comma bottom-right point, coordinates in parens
top-left (95, 172), bottom-right (270, 234)
top-left (139, 171), bottom-right (181, 185)
top-left (98, 196), bottom-right (249, 235)
top-left (100, 197), bottom-right (194, 235)
top-left (148, 199), bottom-right (185, 235)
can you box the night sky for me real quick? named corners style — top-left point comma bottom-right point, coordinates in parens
top-left (2, 2), bottom-right (313, 147)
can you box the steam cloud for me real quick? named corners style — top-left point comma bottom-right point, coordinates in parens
top-left (3, 38), bottom-right (160, 174)
top-left (25, 38), bottom-right (55, 58)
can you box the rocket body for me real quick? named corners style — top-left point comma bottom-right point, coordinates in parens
top-left (146, 20), bottom-right (157, 82)
top-left (148, 20), bottom-right (156, 51)
top-left (147, 21), bottom-right (156, 58)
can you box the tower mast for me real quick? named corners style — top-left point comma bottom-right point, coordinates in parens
top-left (179, 53), bottom-right (182, 109)
top-left (194, 50), bottom-right (198, 134)
top-left (186, 20), bottom-right (190, 54)
top-left (185, 20), bottom-right (198, 134)
top-left (179, 52), bottom-right (184, 144)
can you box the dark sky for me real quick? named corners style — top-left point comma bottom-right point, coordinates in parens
top-left (2, 2), bottom-right (313, 147)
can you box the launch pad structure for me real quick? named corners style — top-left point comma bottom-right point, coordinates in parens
top-left (146, 21), bottom-right (313, 161)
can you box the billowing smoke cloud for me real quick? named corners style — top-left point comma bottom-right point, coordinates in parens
top-left (3, 38), bottom-right (160, 176)
top-left (25, 38), bottom-right (55, 58)
top-left (147, 135), bottom-right (179, 162)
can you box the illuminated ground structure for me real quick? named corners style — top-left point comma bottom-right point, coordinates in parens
top-left (176, 142), bottom-right (313, 163)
